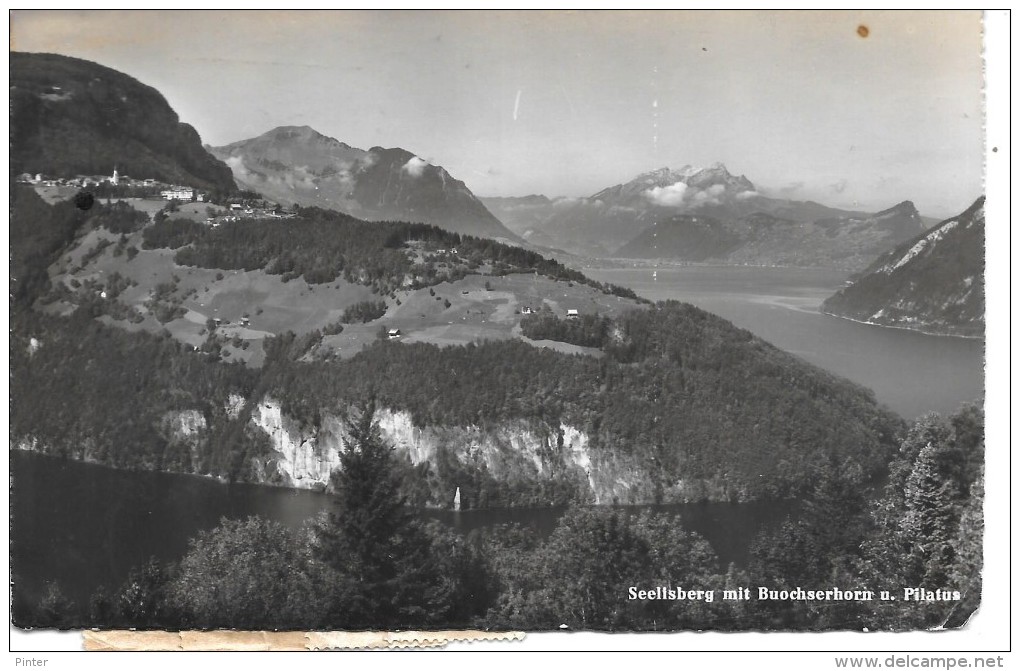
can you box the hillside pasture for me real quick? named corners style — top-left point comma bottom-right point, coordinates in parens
top-left (42, 201), bottom-right (646, 364)
top-left (376, 272), bottom-right (642, 352)
top-left (45, 224), bottom-right (384, 365)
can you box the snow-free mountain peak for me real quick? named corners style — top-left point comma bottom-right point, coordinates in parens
top-left (823, 196), bottom-right (984, 337)
top-left (209, 127), bottom-right (520, 241)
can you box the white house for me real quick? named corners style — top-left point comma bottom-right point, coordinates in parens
top-left (387, 329), bottom-right (402, 339)
top-left (566, 309), bottom-right (579, 319)
top-left (161, 187), bottom-right (194, 201)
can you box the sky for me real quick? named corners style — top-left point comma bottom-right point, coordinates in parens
top-left (10, 10), bottom-right (985, 217)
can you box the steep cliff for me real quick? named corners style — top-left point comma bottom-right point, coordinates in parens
top-left (822, 197), bottom-right (984, 337)
top-left (247, 399), bottom-right (635, 506)
top-left (12, 299), bottom-right (906, 508)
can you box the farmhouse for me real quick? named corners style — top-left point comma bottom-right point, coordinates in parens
top-left (387, 329), bottom-right (402, 339)
top-left (566, 309), bottom-right (579, 319)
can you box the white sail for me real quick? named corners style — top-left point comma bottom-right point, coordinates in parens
top-left (453, 486), bottom-right (462, 511)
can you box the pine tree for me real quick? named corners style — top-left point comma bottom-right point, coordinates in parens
top-left (314, 399), bottom-right (451, 628)
top-left (901, 443), bottom-right (959, 586)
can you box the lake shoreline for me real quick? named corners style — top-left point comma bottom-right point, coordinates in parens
top-left (819, 310), bottom-right (985, 341)
top-left (581, 259), bottom-right (855, 274)
top-left (8, 447), bottom-right (801, 509)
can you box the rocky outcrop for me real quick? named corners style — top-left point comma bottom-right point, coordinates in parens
top-left (822, 197), bottom-right (984, 337)
top-left (244, 398), bottom-right (631, 505)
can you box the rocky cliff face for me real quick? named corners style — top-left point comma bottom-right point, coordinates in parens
top-left (822, 197), bottom-right (984, 337)
top-left (243, 398), bottom-right (639, 505)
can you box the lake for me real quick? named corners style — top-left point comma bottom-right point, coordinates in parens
top-left (584, 265), bottom-right (983, 420)
top-left (10, 451), bottom-right (797, 621)
top-left (10, 265), bottom-right (983, 622)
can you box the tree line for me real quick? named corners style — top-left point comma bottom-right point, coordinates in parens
top-left (11, 296), bottom-right (907, 508)
top-left (22, 404), bottom-right (982, 632)
top-left (137, 204), bottom-right (643, 299)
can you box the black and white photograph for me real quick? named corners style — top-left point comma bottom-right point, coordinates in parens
top-left (7, 9), bottom-right (1004, 653)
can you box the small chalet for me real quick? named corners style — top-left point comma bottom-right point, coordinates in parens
top-left (566, 309), bottom-right (579, 319)
top-left (387, 328), bottom-right (402, 339)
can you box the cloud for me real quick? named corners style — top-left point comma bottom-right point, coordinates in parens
top-left (644, 181), bottom-right (689, 207)
top-left (773, 181), bottom-right (806, 198)
top-left (402, 156), bottom-right (429, 178)
top-left (224, 155), bottom-right (321, 192)
top-left (829, 179), bottom-right (848, 194)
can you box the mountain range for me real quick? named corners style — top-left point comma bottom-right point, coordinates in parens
top-left (822, 197), bottom-right (985, 337)
top-left (10, 52), bottom-right (235, 192)
top-left (208, 126), bottom-right (520, 242)
top-left (484, 165), bottom-right (928, 269)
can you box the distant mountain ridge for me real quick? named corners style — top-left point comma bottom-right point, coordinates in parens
top-left (821, 197), bottom-right (985, 337)
top-left (9, 52), bottom-right (235, 192)
top-left (489, 164), bottom-right (927, 269)
top-left (616, 199), bottom-right (925, 269)
top-left (209, 126), bottom-right (520, 241)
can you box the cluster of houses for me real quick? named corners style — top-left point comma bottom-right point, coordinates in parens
top-left (19, 170), bottom-right (306, 230)
top-left (207, 203), bottom-right (296, 226)
top-left (17, 168), bottom-right (208, 202)
top-left (15, 171), bottom-right (135, 188)
top-left (520, 305), bottom-right (579, 319)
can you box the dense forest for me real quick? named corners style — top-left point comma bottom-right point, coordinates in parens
top-left (137, 205), bottom-right (644, 298)
top-left (520, 308), bottom-right (612, 348)
top-left (19, 403), bottom-right (982, 632)
top-left (11, 295), bottom-right (906, 505)
top-left (10, 187), bottom-right (983, 631)
top-left (12, 188), bottom-right (904, 505)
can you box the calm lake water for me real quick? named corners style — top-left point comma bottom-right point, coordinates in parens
top-left (11, 266), bottom-right (983, 620)
top-left (584, 265), bottom-right (984, 420)
top-left (10, 451), bottom-right (797, 620)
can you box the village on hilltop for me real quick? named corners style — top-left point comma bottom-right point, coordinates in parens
top-left (16, 168), bottom-right (297, 225)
